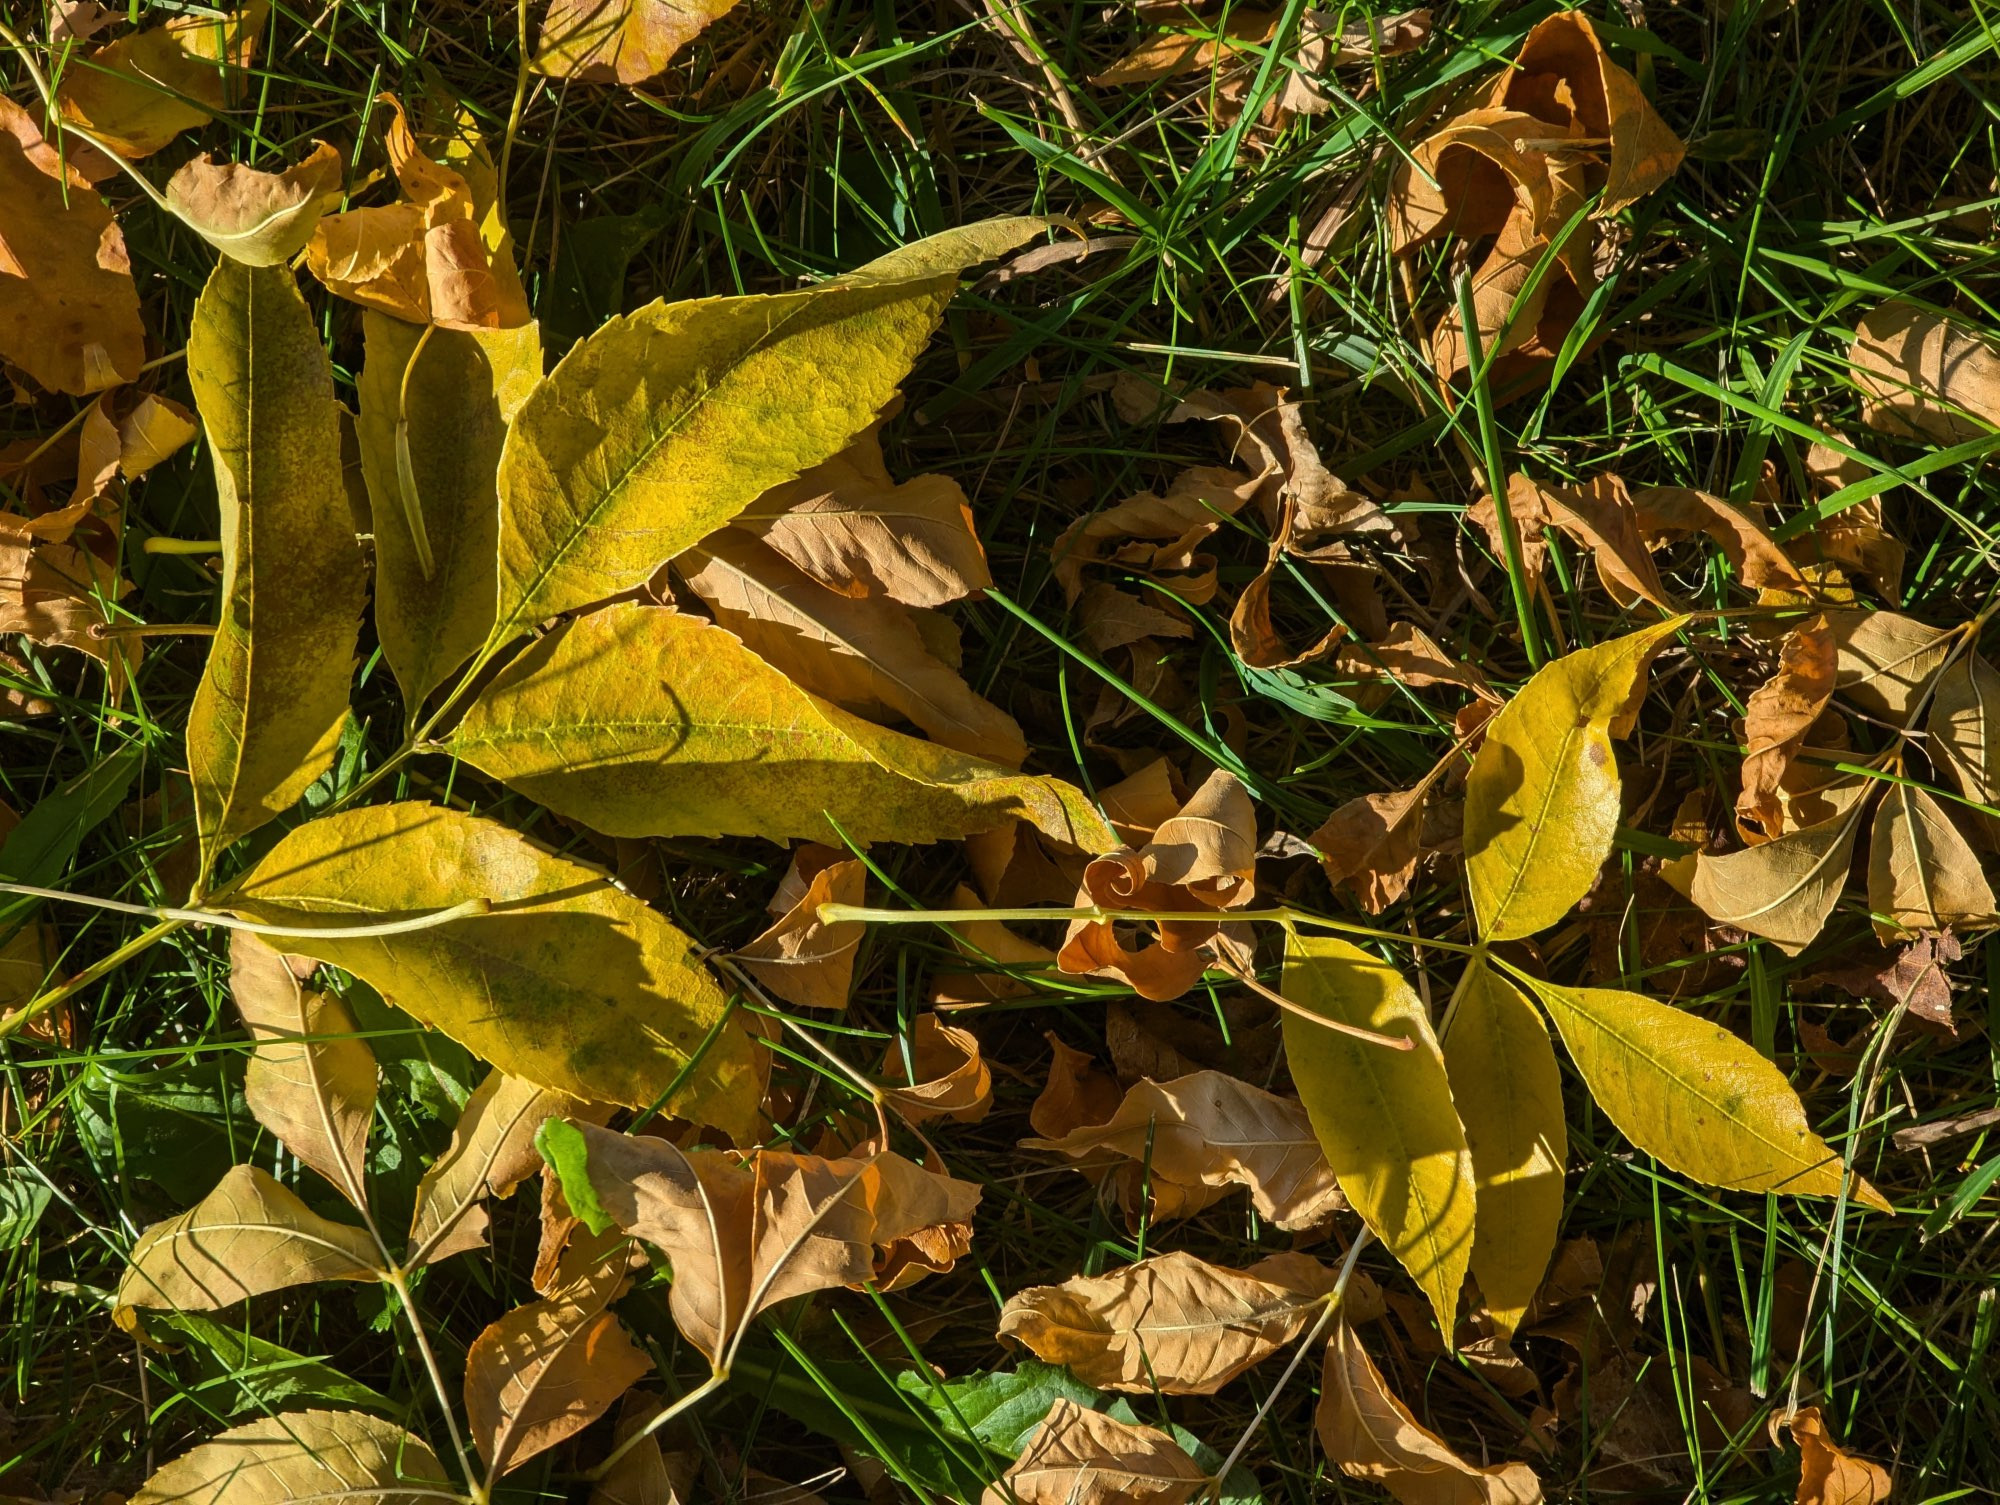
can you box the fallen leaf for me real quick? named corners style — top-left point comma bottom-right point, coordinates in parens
top-left (1023, 1069), bottom-right (1346, 1230)
top-left (114, 1164), bottom-right (384, 1331)
top-left (50, 1), bottom-right (116, 45)
top-left (114, 392), bottom-right (200, 480)
top-left (1848, 300), bottom-right (2000, 446)
top-left (1926, 652), bottom-right (2000, 846)
top-left (998, 1249), bottom-right (1344, 1394)
top-left (984, 1398), bottom-right (1206, 1505)
top-left (223, 802), bottom-right (762, 1135)
top-left (1284, 933), bottom-right (1475, 1337)
top-left (1465, 619), bottom-right (1685, 941)
top-left (735, 846), bottom-right (866, 1010)
top-left (1866, 782), bottom-right (1995, 938)
top-left (1311, 783), bottom-right (1430, 912)
top-left (1629, 486), bottom-right (1804, 592)
top-left (1337, 623), bottom-right (1499, 702)
top-left (132, 1409), bottom-right (447, 1505)
top-left (1776, 1407), bottom-right (1891, 1505)
top-left (0, 534), bottom-right (129, 685)
top-left (1051, 465), bottom-right (1262, 606)
top-left (1685, 777), bottom-right (1871, 952)
top-left (1317, 1319), bottom-right (1543, 1505)
top-left (166, 143), bottom-right (345, 266)
top-left (0, 97), bottom-right (145, 395)
top-left (1738, 616), bottom-right (1837, 841)
top-left (930, 884), bottom-right (1060, 1006)
top-left (1029, 1034), bottom-right (1121, 1139)
top-left (590, 1394), bottom-right (696, 1505)
top-left (1803, 934), bottom-right (1961, 1037)
top-left (451, 604), bottom-right (1113, 851)
top-left (535, 0), bottom-right (744, 85)
top-left (56, 0), bottom-right (264, 158)
top-left (1518, 975), bottom-right (1887, 1207)
top-left (1826, 610), bottom-right (1952, 724)
top-left (231, 932), bottom-right (376, 1211)
top-left (883, 1014), bottom-right (992, 1124)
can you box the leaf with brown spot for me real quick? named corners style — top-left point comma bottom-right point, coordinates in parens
top-left (883, 1015), bottom-right (992, 1125)
top-left (1866, 782), bottom-right (1996, 939)
top-left (983, 1398), bottom-right (1207, 1505)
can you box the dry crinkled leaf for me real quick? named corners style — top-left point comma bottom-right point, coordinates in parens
top-left (546, 1120), bottom-right (981, 1364)
top-left (224, 803), bottom-right (762, 1135)
top-left (1465, 620), bottom-right (1684, 941)
top-left (1052, 465), bottom-right (1261, 606)
top-left (998, 1249), bottom-right (1344, 1394)
top-left (1776, 1407), bottom-right (1892, 1505)
top-left (1827, 610), bottom-right (1952, 724)
top-left (1023, 1070), bottom-right (1345, 1231)
top-left (1686, 777), bottom-right (1871, 953)
top-left (535, 0), bottom-right (743, 84)
top-left (1927, 652), bottom-right (2000, 846)
top-left (683, 529), bottom-right (1026, 765)
top-left (1029, 1034), bottom-right (1121, 1140)
top-left (736, 415), bottom-right (992, 608)
top-left (1337, 623), bottom-right (1499, 702)
top-left (0, 97), bottom-right (145, 395)
top-left (1311, 783), bottom-right (1430, 913)
top-left (0, 534), bottom-right (129, 686)
top-left (1866, 782), bottom-right (1995, 938)
top-left (736, 846), bottom-right (865, 1010)
top-left (166, 143), bottom-right (345, 267)
top-left (185, 260), bottom-right (366, 882)
top-left (1848, 300), bottom-right (2000, 446)
top-left (465, 1249), bottom-right (654, 1477)
top-left (1319, 1319), bottom-right (1543, 1505)
top-left (231, 932), bottom-right (376, 1211)
top-left (114, 1164), bottom-right (383, 1330)
top-left (1519, 975), bottom-right (1887, 1207)
top-left (883, 1014), bottom-right (992, 1124)
top-left (450, 604), bottom-right (1114, 851)
top-left (1738, 616), bottom-right (1837, 841)
top-left (1284, 934), bottom-right (1474, 1337)
top-left (1804, 934), bottom-right (1962, 1038)
top-left (1093, 6), bottom-right (1430, 89)
top-left (1629, 486), bottom-right (1804, 592)
top-left (132, 1409), bottom-right (447, 1505)
top-left (56, 0), bottom-right (264, 158)
top-left (984, 1398), bottom-right (1206, 1505)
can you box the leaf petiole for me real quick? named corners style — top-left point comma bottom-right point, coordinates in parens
top-left (815, 902), bottom-right (1481, 954)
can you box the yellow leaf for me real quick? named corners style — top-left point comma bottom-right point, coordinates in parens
top-left (223, 803), bottom-right (761, 1136)
top-left (449, 603), bottom-right (1114, 850)
top-left (1463, 619), bottom-right (1684, 942)
top-left (1516, 975), bottom-right (1887, 1207)
top-left (184, 261), bottom-right (365, 886)
top-left (114, 1165), bottom-right (383, 1330)
top-left (1685, 777), bottom-right (1871, 953)
top-left (1867, 781), bottom-right (1996, 938)
top-left (1826, 609), bottom-right (1953, 724)
top-left (1927, 652), bottom-right (2000, 846)
top-left (165, 143), bottom-right (345, 267)
top-left (534, 0), bottom-right (744, 85)
top-left (487, 220), bottom-right (1047, 655)
top-left (132, 1409), bottom-right (447, 1505)
top-left (984, 1398), bottom-right (1207, 1505)
top-left (56, 0), bottom-right (264, 159)
top-left (1282, 933), bottom-right (1474, 1338)
top-left (1440, 959), bottom-right (1564, 1338)
top-left (997, 1249), bottom-right (1346, 1395)
top-left (230, 932), bottom-right (376, 1211)
top-left (356, 312), bottom-right (543, 715)
top-left (1316, 1320), bottom-right (1544, 1505)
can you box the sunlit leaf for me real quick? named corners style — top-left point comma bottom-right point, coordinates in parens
top-left (1685, 778), bottom-right (1871, 953)
top-left (987, 1398), bottom-right (1207, 1505)
top-left (132, 1408), bottom-right (446, 1505)
top-left (1866, 781), bottom-right (1996, 938)
top-left (166, 143), bottom-right (345, 267)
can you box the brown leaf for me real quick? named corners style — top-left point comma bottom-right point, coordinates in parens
top-left (883, 1014), bottom-right (992, 1124)
top-left (1848, 300), bottom-right (2000, 446)
top-left (0, 534), bottom-right (131, 689)
top-left (1866, 783), bottom-right (1995, 938)
top-left (736, 846), bottom-right (866, 1010)
top-left (1775, 1408), bottom-right (1891, 1505)
top-left (983, 1398), bottom-right (1207, 1505)
top-left (735, 416), bottom-right (991, 608)
top-left (1316, 1320), bottom-right (1544, 1505)
top-left (534, 0), bottom-right (744, 85)
top-left (1802, 934), bottom-right (1962, 1037)
top-left (55, 0), bottom-right (264, 158)
top-left (1737, 616), bottom-right (1837, 841)
top-left (0, 97), bottom-right (144, 395)
top-left (1336, 623), bottom-right (1499, 702)
top-left (1051, 465), bottom-right (1262, 605)
top-left (1312, 784), bottom-right (1430, 913)
top-left (683, 529), bottom-right (1026, 766)
top-left (1077, 581), bottom-right (1194, 654)
top-left (166, 143), bottom-right (345, 267)
top-left (590, 1394), bottom-right (696, 1505)
top-left (929, 884), bottom-right (1059, 1006)
top-left (466, 1246), bottom-right (654, 1477)
top-left (1629, 486), bottom-right (1804, 592)
top-left (999, 1249), bottom-right (1350, 1394)
top-left (1022, 1069), bottom-right (1345, 1230)
top-left (1826, 609), bottom-right (1953, 724)
top-left (1029, 1034), bottom-right (1122, 1140)
top-left (1926, 652), bottom-right (2000, 846)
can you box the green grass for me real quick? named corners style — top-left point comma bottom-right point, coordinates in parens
top-left (4, 0), bottom-right (2000, 1499)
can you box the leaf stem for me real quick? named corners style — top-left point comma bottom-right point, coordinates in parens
top-left (582, 1368), bottom-right (730, 1484)
top-left (0, 916), bottom-right (185, 1042)
top-left (0, 881), bottom-right (492, 938)
top-left (385, 1266), bottom-right (479, 1496)
top-left (815, 902), bottom-right (1481, 954)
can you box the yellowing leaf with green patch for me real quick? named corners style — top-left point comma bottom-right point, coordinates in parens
top-left (449, 604), bottom-right (1114, 850)
top-left (357, 311), bottom-right (543, 717)
top-left (485, 219), bottom-right (1046, 656)
top-left (1441, 959), bottom-right (1564, 1337)
top-left (184, 260), bottom-right (365, 886)
top-left (222, 802), bottom-right (761, 1137)
top-left (114, 1164), bottom-right (383, 1331)
top-left (1464, 619), bottom-right (1683, 941)
top-left (132, 1409), bottom-right (447, 1505)
top-left (1282, 932), bottom-right (1474, 1338)
top-left (1516, 974), bottom-right (1887, 1207)
top-left (1685, 777), bottom-right (1871, 954)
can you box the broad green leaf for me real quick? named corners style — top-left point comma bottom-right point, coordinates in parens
top-left (1685, 778), bottom-right (1870, 954)
top-left (409, 1070), bottom-right (594, 1267)
top-left (114, 1164), bottom-right (384, 1331)
top-left (0, 742), bottom-right (140, 933)
top-left (223, 803), bottom-right (760, 1136)
top-left (1464, 618), bottom-right (1683, 941)
top-left (73, 1057), bottom-right (250, 1205)
top-left (151, 1311), bottom-right (395, 1416)
top-left (1441, 959), bottom-right (1564, 1338)
top-left (358, 312), bottom-right (543, 717)
top-left (486, 218), bottom-right (1046, 653)
top-left (185, 260), bottom-right (365, 887)
top-left (132, 1408), bottom-right (446, 1505)
top-left (1867, 781), bottom-right (1996, 938)
top-left (449, 603), bottom-right (1115, 849)
top-left (1281, 933), bottom-right (1474, 1338)
top-left (1517, 975), bottom-right (1888, 1208)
